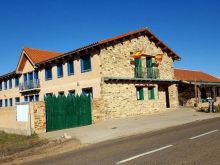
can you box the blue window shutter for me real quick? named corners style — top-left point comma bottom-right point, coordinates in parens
top-left (80, 54), bottom-right (92, 73)
top-left (57, 64), bottom-right (63, 78)
top-left (24, 74), bottom-right (27, 82)
top-left (15, 77), bottom-right (19, 87)
top-left (34, 71), bottom-right (39, 80)
top-left (57, 65), bottom-right (59, 77)
top-left (80, 58), bottom-right (83, 73)
top-left (50, 67), bottom-right (52, 79)
top-left (68, 61), bottom-right (74, 76)
top-left (35, 95), bottom-right (39, 101)
top-left (67, 62), bottom-right (70, 75)
top-left (45, 68), bottom-right (48, 80)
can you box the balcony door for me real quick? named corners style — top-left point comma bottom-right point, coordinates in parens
top-left (134, 58), bottom-right (142, 78)
top-left (146, 57), bottom-right (153, 78)
top-left (28, 72), bottom-right (33, 82)
top-left (23, 74), bottom-right (27, 83)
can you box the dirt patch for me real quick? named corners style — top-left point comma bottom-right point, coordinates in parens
top-left (0, 131), bottom-right (47, 158)
top-left (0, 132), bottom-right (84, 165)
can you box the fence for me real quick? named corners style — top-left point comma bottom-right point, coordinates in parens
top-left (45, 94), bottom-right (92, 132)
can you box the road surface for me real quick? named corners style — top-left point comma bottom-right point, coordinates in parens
top-left (26, 118), bottom-right (220, 165)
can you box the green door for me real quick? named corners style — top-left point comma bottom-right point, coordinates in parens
top-left (146, 57), bottom-right (153, 78)
top-left (135, 58), bottom-right (142, 78)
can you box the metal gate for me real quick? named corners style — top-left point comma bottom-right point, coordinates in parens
top-left (45, 95), bottom-right (92, 132)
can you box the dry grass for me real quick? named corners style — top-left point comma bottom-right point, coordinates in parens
top-left (0, 131), bottom-right (48, 158)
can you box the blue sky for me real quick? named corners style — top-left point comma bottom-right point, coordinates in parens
top-left (0, 0), bottom-right (219, 77)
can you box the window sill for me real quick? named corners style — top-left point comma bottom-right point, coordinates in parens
top-left (81, 69), bottom-right (92, 73)
top-left (57, 76), bottom-right (64, 78)
top-left (45, 78), bottom-right (52, 81)
top-left (68, 73), bottom-right (74, 76)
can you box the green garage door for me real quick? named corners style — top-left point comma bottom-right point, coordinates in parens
top-left (45, 95), bottom-right (92, 132)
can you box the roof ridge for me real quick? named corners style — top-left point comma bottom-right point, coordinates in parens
top-left (23, 47), bottom-right (64, 54)
top-left (175, 68), bottom-right (220, 79)
top-left (174, 68), bottom-right (202, 72)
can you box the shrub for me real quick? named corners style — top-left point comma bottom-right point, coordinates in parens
top-left (198, 107), bottom-right (209, 113)
top-left (214, 104), bottom-right (220, 113)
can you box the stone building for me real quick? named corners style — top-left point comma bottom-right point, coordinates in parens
top-left (174, 69), bottom-right (220, 107)
top-left (0, 28), bottom-right (181, 122)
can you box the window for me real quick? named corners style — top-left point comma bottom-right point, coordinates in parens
top-left (67, 61), bottom-right (74, 76)
top-left (35, 95), bottom-right (39, 101)
top-left (136, 87), bottom-right (144, 100)
top-left (148, 87), bottom-right (155, 100)
top-left (28, 72), bottom-right (33, 81)
top-left (57, 63), bottom-right (63, 78)
top-left (45, 66), bottom-right (52, 80)
top-left (80, 54), bottom-right (92, 73)
top-left (15, 97), bottom-right (20, 104)
top-left (0, 82), bottom-right (2, 91)
top-left (5, 99), bottom-right (8, 107)
top-left (23, 73), bottom-right (27, 82)
top-left (46, 93), bottom-right (53, 97)
top-left (82, 88), bottom-right (93, 98)
top-left (24, 96), bottom-right (28, 102)
top-left (68, 90), bottom-right (75, 96)
top-left (29, 96), bottom-right (34, 102)
top-left (9, 98), bottom-right (13, 107)
top-left (15, 77), bottom-right (19, 87)
top-left (34, 71), bottom-right (39, 80)
top-left (0, 100), bottom-right (2, 107)
top-left (58, 91), bottom-right (65, 96)
top-left (4, 81), bottom-right (7, 90)
top-left (9, 79), bottom-right (12, 89)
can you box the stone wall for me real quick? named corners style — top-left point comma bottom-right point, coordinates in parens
top-left (91, 33), bottom-right (179, 121)
top-left (100, 34), bottom-right (175, 80)
top-left (30, 101), bottom-right (46, 134)
top-left (169, 84), bottom-right (179, 108)
top-left (92, 82), bottom-right (175, 121)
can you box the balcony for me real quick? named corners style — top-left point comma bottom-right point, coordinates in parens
top-left (19, 79), bottom-right (40, 93)
top-left (134, 67), bottom-right (160, 79)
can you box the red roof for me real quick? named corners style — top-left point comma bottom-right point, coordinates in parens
top-left (174, 69), bottom-right (220, 82)
top-left (36, 28), bottom-right (181, 65)
top-left (99, 28), bottom-right (181, 60)
top-left (23, 48), bottom-right (64, 64)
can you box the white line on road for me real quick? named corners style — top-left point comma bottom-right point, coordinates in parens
top-left (116, 145), bottom-right (173, 164)
top-left (189, 130), bottom-right (219, 140)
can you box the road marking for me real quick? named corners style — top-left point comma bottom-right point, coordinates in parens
top-left (116, 145), bottom-right (173, 164)
top-left (189, 130), bottom-right (219, 140)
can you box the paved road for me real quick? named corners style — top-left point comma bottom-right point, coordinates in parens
top-left (26, 118), bottom-right (220, 165)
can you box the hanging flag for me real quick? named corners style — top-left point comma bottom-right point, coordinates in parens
top-left (155, 54), bottom-right (163, 62)
top-left (131, 51), bottom-right (143, 58)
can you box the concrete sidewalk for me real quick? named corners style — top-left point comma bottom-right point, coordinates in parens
top-left (40, 108), bottom-right (220, 144)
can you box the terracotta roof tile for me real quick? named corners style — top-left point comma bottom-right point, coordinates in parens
top-left (37, 28), bottom-right (181, 65)
top-left (98, 28), bottom-right (181, 60)
top-left (174, 69), bottom-right (220, 82)
top-left (23, 48), bottom-right (64, 64)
